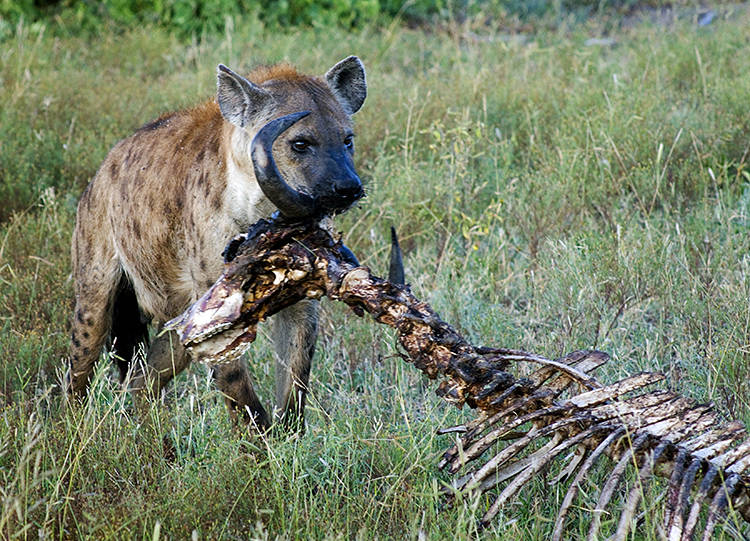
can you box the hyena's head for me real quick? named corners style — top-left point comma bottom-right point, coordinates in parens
top-left (217, 57), bottom-right (367, 219)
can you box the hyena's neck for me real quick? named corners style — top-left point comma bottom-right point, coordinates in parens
top-left (219, 125), bottom-right (276, 231)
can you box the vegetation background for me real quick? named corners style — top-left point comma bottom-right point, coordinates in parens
top-left (1, 0), bottom-right (749, 538)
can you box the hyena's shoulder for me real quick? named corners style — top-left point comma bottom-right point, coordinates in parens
top-left (85, 101), bottom-right (227, 213)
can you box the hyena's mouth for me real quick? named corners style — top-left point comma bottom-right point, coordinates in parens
top-left (318, 189), bottom-right (366, 216)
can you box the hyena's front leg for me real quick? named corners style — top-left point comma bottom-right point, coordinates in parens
top-left (128, 328), bottom-right (191, 401)
top-left (212, 358), bottom-right (271, 430)
top-left (272, 299), bottom-right (319, 431)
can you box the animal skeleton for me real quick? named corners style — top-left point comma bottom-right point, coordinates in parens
top-left (166, 218), bottom-right (750, 539)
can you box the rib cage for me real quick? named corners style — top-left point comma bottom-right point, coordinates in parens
top-left (165, 219), bottom-right (750, 539)
top-left (437, 351), bottom-right (750, 539)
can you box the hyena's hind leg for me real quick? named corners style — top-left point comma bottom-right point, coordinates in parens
top-left (67, 253), bottom-right (123, 399)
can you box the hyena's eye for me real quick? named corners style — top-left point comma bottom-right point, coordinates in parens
top-left (291, 139), bottom-right (310, 153)
top-left (344, 135), bottom-right (354, 151)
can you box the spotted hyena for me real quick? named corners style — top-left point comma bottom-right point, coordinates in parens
top-left (68, 57), bottom-right (367, 430)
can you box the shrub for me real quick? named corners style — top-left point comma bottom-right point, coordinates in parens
top-left (3, 0), bottom-right (395, 36)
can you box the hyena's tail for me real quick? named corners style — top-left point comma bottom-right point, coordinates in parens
top-left (109, 275), bottom-right (150, 382)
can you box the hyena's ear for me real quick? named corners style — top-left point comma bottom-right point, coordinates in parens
top-left (217, 64), bottom-right (274, 128)
top-left (325, 56), bottom-right (367, 115)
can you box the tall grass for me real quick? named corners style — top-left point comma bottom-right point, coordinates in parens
top-left (1, 8), bottom-right (749, 538)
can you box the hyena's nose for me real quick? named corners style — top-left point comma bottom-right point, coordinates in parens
top-left (333, 175), bottom-right (364, 201)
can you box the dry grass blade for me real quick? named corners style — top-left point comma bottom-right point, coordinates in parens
top-left (166, 218), bottom-right (750, 537)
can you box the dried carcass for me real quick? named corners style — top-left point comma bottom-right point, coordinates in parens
top-left (165, 218), bottom-right (750, 539)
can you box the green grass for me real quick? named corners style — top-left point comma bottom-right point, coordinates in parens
top-left (2, 8), bottom-right (750, 539)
